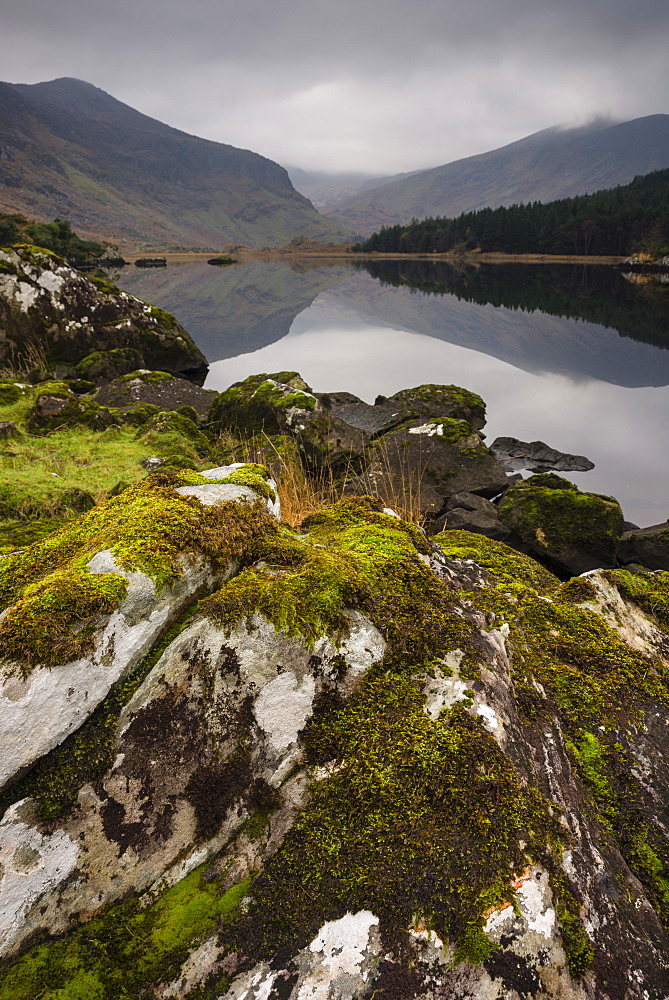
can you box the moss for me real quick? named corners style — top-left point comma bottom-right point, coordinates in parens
top-left (433, 531), bottom-right (669, 949)
top-left (425, 416), bottom-right (474, 443)
top-left (196, 498), bottom-right (563, 965)
top-left (603, 568), bottom-right (669, 631)
top-left (0, 381), bottom-right (24, 405)
top-left (0, 868), bottom-right (252, 1000)
top-left (434, 529), bottom-right (559, 597)
top-left (207, 371), bottom-right (316, 435)
top-left (0, 565), bottom-right (128, 673)
top-left (88, 275), bottom-right (121, 295)
top-left (497, 475), bottom-right (624, 557)
top-left (118, 370), bottom-right (176, 383)
top-left (73, 348), bottom-right (144, 380)
top-left (136, 411), bottom-right (212, 459)
top-left (216, 463), bottom-right (276, 502)
top-left (551, 870), bottom-right (596, 977)
top-left (238, 695), bottom-right (561, 964)
top-left (0, 603), bottom-right (203, 821)
top-left (0, 470), bottom-right (277, 671)
top-left (391, 384), bottom-right (486, 420)
top-left (30, 380), bottom-right (71, 399)
top-left (123, 402), bottom-right (161, 426)
top-left (176, 405), bottom-right (199, 425)
top-left (149, 305), bottom-right (179, 330)
top-left (27, 393), bottom-right (123, 434)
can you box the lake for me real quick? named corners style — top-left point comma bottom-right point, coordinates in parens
top-left (116, 258), bottom-right (669, 527)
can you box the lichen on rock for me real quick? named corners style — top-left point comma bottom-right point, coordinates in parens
top-left (0, 244), bottom-right (207, 378)
top-left (1, 373), bottom-right (669, 999)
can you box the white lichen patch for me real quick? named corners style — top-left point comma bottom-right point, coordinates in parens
top-left (338, 611), bottom-right (386, 679)
top-left (420, 649), bottom-right (467, 719)
top-left (408, 421), bottom-right (444, 437)
top-left (579, 569), bottom-right (669, 663)
top-left (223, 963), bottom-right (277, 1000)
top-left (485, 866), bottom-right (558, 943)
top-left (36, 270), bottom-right (66, 295)
top-left (0, 802), bottom-right (79, 959)
top-left (295, 910), bottom-right (380, 999)
top-left (253, 671), bottom-right (316, 751)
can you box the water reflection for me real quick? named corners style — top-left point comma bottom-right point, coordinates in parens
top-left (118, 259), bottom-right (669, 387)
top-left (117, 258), bottom-right (669, 525)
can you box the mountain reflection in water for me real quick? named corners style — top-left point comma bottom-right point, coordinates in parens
top-left (117, 258), bottom-right (669, 525)
top-left (118, 259), bottom-right (669, 388)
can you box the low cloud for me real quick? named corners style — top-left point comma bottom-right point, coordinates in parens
top-left (4, 0), bottom-right (669, 173)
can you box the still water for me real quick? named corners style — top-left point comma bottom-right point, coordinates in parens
top-left (117, 259), bottom-right (669, 527)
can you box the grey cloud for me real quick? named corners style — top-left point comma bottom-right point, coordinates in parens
top-left (3, 0), bottom-right (669, 172)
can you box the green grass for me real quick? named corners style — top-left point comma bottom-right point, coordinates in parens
top-left (0, 427), bottom-right (154, 518)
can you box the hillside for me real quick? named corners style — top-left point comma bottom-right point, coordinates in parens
top-left (325, 116), bottom-right (669, 237)
top-left (358, 168), bottom-right (669, 257)
top-left (0, 78), bottom-right (352, 250)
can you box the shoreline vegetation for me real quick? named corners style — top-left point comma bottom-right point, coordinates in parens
top-left (119, 248), bottom-right (628, 264)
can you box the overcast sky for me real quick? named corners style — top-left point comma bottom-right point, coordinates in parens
top-left (3, 0), bottom-right (669, 175)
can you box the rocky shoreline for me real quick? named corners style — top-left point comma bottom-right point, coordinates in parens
top-left (1, 244), bottom-right (669, 999)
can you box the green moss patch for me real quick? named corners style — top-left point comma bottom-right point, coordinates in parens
top-left (118, 370), bottom-right (177, 383)
top-left (0, 867), bottom-right (251, 1000)
top-left (433, 531), bottom-right (669, 945)
top-left (215, 463), bottom-right (276, 502)
top-left (434, 528), bottom-right (560, 597)
top-left (208, 371), bottom-right (316, 436)
top-left (136, 411), bottom-right (212, 460)
top-left (241, 698), bottom-right (560, 964)
top-left (0, 566), bottom-right (128, 673)
top-left (603, 568), bottom-right (669, 631)
top-left (0, 471), bottom-right (277, 670)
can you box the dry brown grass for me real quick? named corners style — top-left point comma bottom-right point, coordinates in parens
top-left (0, 341), bottom-right (50, 380)
top-left (214, 429), bottom-right (428, 528)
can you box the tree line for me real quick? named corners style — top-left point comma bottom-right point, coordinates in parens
top-left (355, 169), bottom-right (669, 257)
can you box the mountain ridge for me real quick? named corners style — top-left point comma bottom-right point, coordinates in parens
top-left (0, 77), bottom-right (352, 250)
top-left (324, 115), bottom-right (669, 237)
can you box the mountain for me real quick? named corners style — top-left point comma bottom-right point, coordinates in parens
top-left (0, 78), bottom-right (352, 250)
top-left (287, 166), bottom-right (417, 211)
top-left (325, 116), bottom-right (669, 237)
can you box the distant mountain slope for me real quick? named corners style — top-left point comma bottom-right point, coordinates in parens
top-left (325, 116), bottom-right (669, 237)
top-left (287, 166), bottom-right (417, 211)
top-left (0, 78), bottom-right (352, 250)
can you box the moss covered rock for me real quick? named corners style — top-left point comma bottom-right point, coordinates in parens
top-left (345, 415), bottom-right (508, 515)
top-left (26, 384), bottom-right (122, 433)
top-left (208, 372), bottom-right (367, 472)
top-left (498, 473), bottom-right (625, 575)
top-left (0, 245), bottom-right (207, 379)
top-left (1, 500), bottom-right (669, 996)
top-left (135, 409), bottom-right (213, 460)
top-left (0, 468), bottom-right (279, 796)
top-left (95, 370), bottom-right (218, 419)
top-left (73, 347), bottom-right (146, 383)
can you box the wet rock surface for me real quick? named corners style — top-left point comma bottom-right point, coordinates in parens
top-left (618, 520), bottom-right (669, 571)
top-left (490, 436), bottom-right (595, 474)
